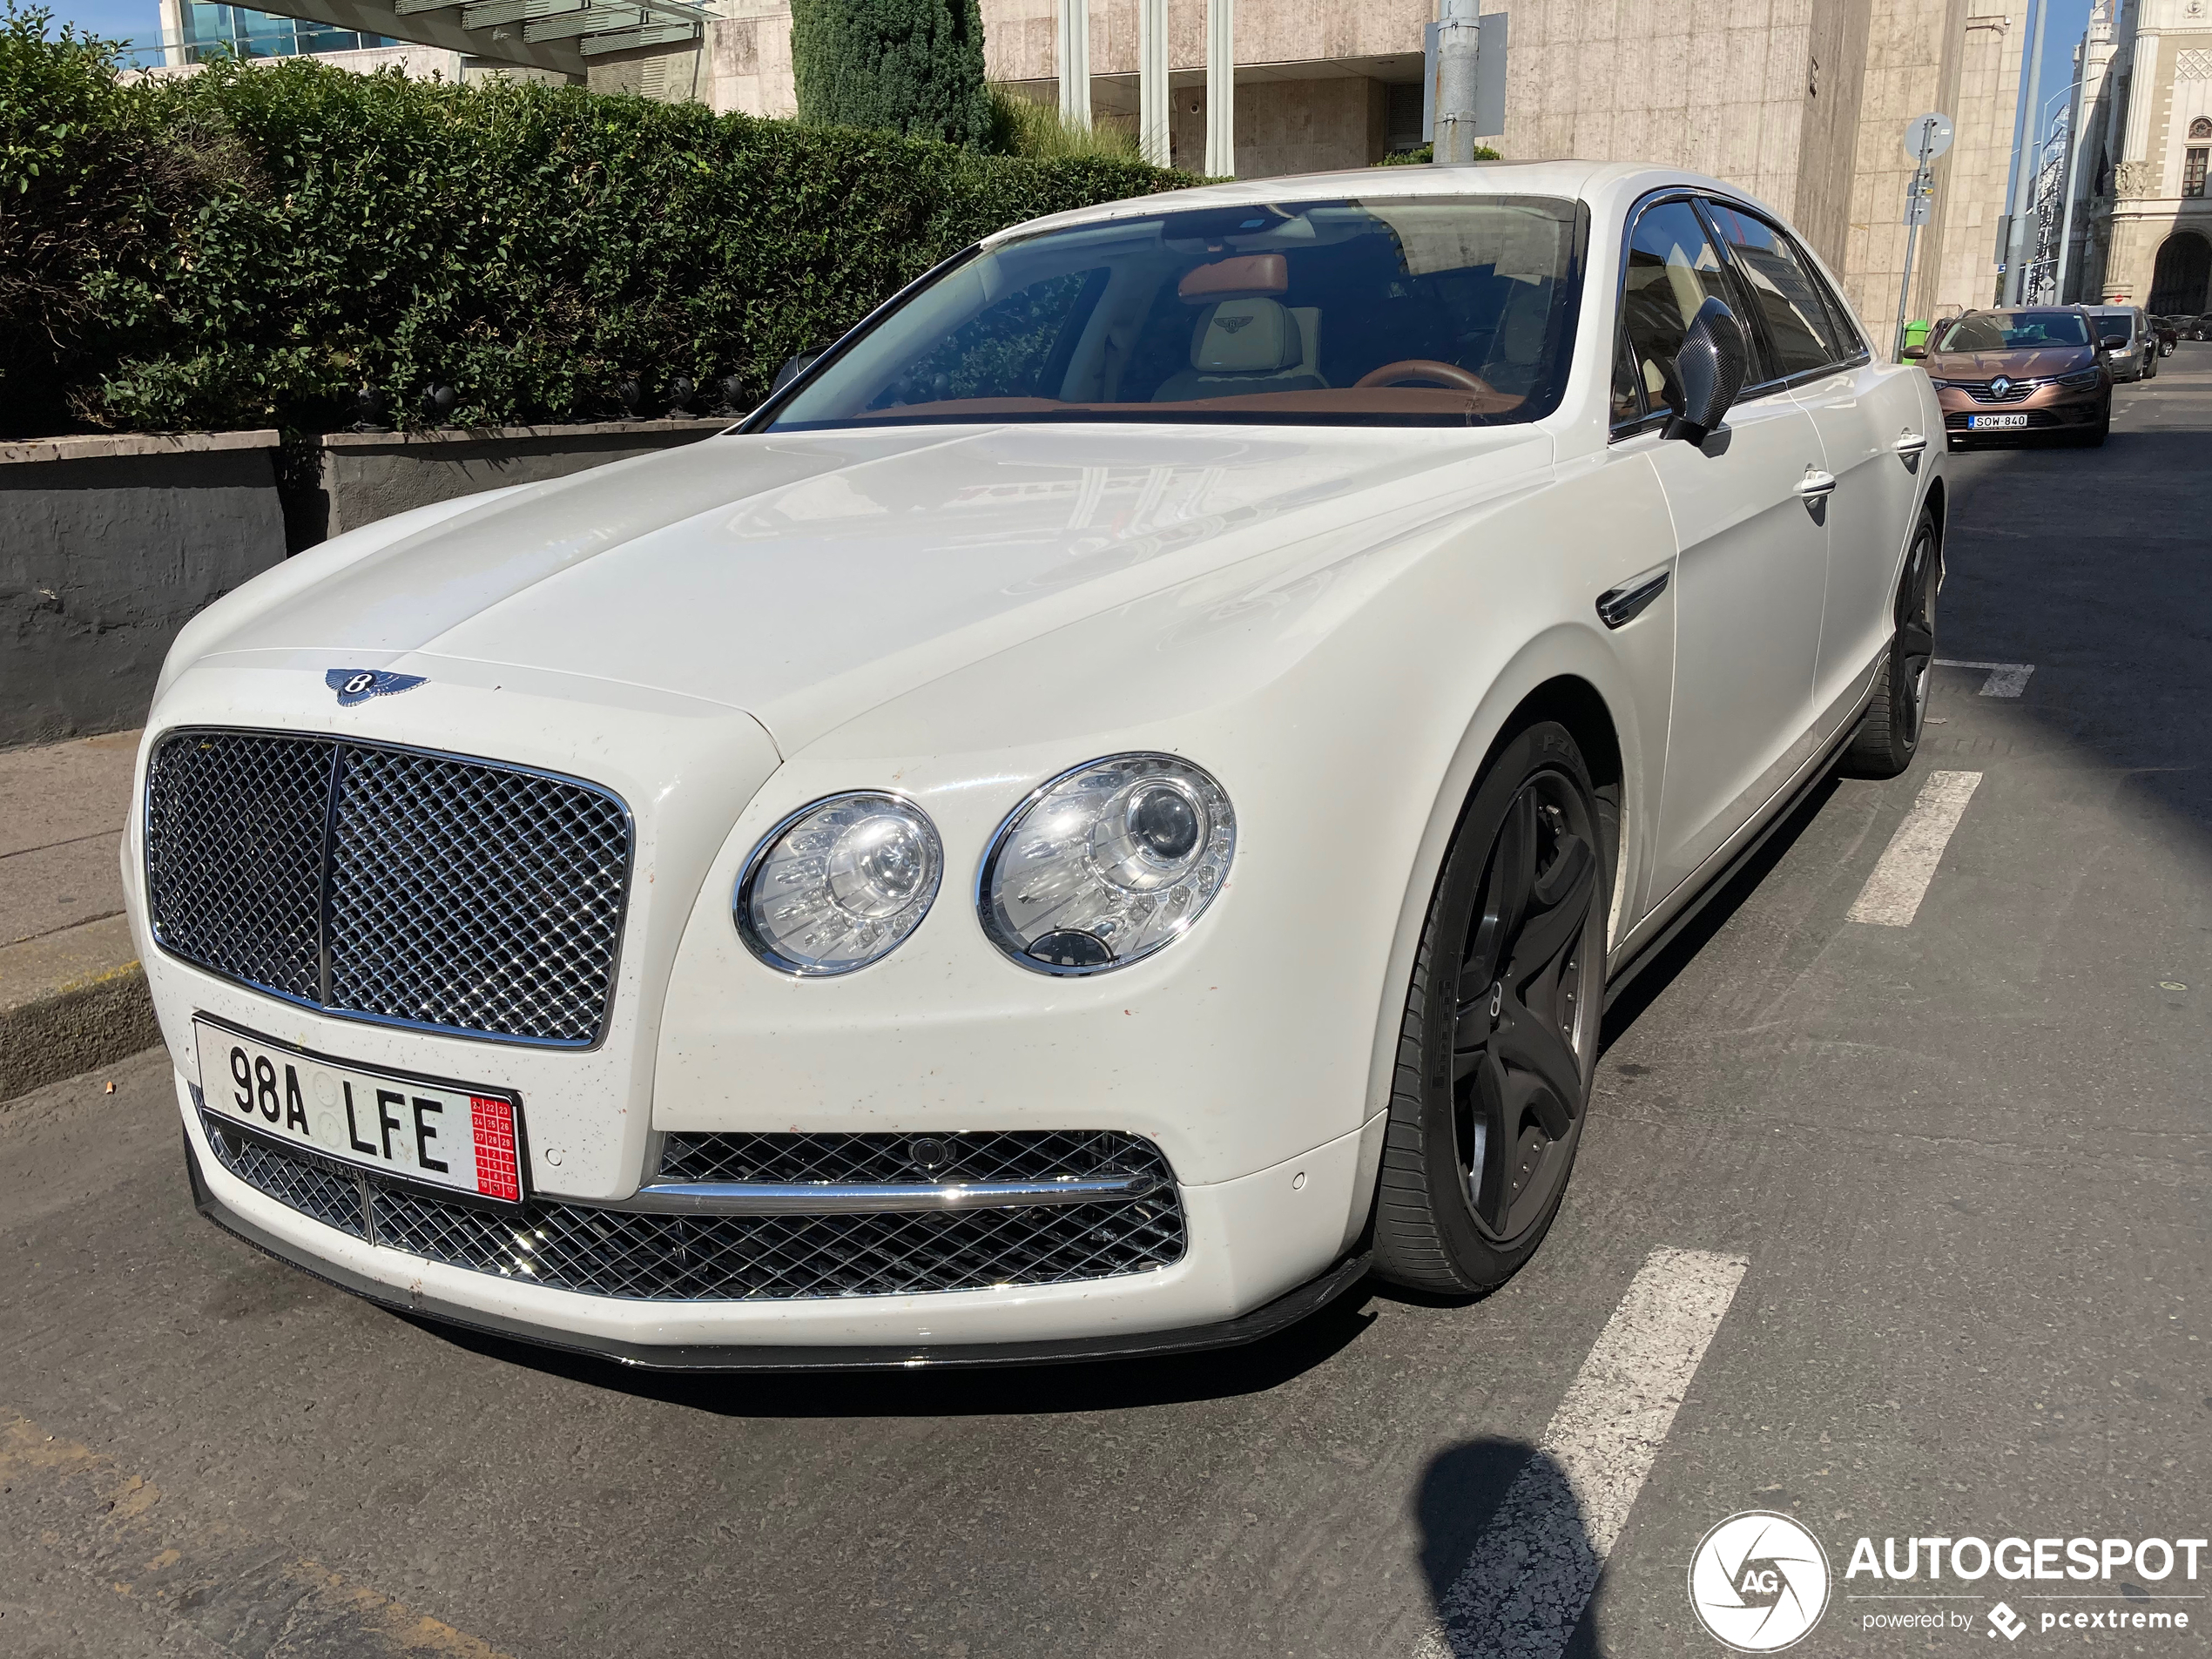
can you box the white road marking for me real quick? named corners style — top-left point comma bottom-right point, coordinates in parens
top-left (1933, 658), bottom-right (2035, 697)
top-left (1416, 1247), bottom-right (1750, 1659)
top-left (1845, 770), bottom-right (1984, 927)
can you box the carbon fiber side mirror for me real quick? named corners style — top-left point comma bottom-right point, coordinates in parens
top-left (1665, 295), bottom-right (1750, 445)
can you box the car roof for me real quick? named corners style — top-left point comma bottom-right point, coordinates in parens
top-left (978, 159), bottom-right (1784, 249)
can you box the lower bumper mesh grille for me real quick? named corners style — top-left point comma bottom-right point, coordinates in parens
top-left (202, 1117), bottom-right (1186, 1300)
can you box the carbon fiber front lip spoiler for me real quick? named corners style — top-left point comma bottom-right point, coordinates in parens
top-left (183, 1127), bottom-right (1372, 1372)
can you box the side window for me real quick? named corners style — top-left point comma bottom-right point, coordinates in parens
top-left (1702, 200), bottom-right (1848, 377)
top-left (1610, 326), bottom-right (1646, 428)
top-left (1801, 256), bottom-right (1866, 361)
top-left (1620, 199), bottom-right (1736, 415)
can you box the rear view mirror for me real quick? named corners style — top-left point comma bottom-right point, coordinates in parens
top-left (2100, 333), bottom-right (2128, 350)
top-left (771, 347), bottom-right (830, 396)
top-left (1900, 342), bottom-right (1928, 361)
top-left (1664, 296), bottom-right (1750, 446)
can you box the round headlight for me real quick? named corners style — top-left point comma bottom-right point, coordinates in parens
top-left (980, 754), bottom-right (1235, 974)
top-left (736, 792), bottom-right (942, 975)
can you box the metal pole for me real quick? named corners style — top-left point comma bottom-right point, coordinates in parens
top-left (1433, 0), bottom-right (1481, 164)
top-left (1895, 128), bottom-right (1936, 361)
top-left (2007, 0), bottom-right (2051, 302)
top-left (1204, 0), bottom-right (1234, 177)
top-left (1137, 0), bottom-right (1169, 167)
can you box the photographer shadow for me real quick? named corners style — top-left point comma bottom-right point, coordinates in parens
top-left (1418, 1437), bottom-right (1608, 1657)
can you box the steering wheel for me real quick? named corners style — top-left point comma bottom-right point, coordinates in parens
top-left (1354, 359), bottom-right (1498, 395)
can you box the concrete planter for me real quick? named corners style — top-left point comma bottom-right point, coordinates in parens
top-left (305, 416), bottom-right (732, 546)
top-left (1, 430), bottom-right (287, 751)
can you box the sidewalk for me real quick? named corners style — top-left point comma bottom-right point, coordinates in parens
top-left (0, 732), bottom-right (158, 1102)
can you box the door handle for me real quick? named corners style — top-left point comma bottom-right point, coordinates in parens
top-left (1794, 469), bottom-right (1838, 499)
top-left (1893, 431), bottom-right (1927, 455)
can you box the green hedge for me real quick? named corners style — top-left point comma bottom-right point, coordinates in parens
top-left (0, 10), bottom-right (1190, 438)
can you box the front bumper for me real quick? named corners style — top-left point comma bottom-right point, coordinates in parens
top-left (1938, 381), bottom-right (2107, 437)
top-left (185, 1123), bottom-right (1371, 1369)
top-left (176, 1069), bottom-right (1379, 1361)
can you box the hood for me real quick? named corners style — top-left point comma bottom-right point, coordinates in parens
top-left (201, 422), bottom-right (1548, 752)
top-left (1925, 346), bottom-right (2094, 379)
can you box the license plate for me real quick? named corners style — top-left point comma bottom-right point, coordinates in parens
top-left (1970, 413), bottom-right (2029, 429)
top-left (194, 1017), bottom-right (526, 1203)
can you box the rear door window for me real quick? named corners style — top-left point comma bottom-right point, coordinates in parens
top-left (1701, 200), bottom-right (1848, 378)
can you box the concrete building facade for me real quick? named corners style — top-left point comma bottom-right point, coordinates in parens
top-left (2062, 0), bottom-right (2212, 313)
top-left (232, 0), bottom-right (2040, 351)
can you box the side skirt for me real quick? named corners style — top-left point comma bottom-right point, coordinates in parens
top-left (1601, 685), bottom-right (1871, 1013)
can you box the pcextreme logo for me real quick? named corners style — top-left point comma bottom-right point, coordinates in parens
top-left (1689, 1512), bottom-right (1833, 1651)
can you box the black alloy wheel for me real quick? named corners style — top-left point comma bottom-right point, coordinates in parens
top-left (1845, 507), bottom-right (1939, 777)
top-left (1370, 721), bottom-right (1610, 1295)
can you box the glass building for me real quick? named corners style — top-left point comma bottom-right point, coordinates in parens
top-left (172, 3), bottom-right (394, 63)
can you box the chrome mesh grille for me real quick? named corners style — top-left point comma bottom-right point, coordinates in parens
top-left (147, 730), bottom-right (630, 1045)
top-left (144, 733), bottom-right (331, 1001)
top-left (205, 1118), bottom-right (368, 1238)
top-left (203, 1119), bottom-right (1186, 1300)
top-left (658, 1130), bottom-right (1169, 1187)
top-left (1960, 379), bottom-right (2037, 402)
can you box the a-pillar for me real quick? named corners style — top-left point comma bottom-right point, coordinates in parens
top-left (1205, 0), bottom-right (1235, 177)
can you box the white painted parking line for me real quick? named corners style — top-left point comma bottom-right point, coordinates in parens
top-left (1417, 1247), bottom-right (1750, 1659)
top-left (1846, 770), bottom-right (1984, 927)
top-left (1933, 658), bottom-right (2035, 697)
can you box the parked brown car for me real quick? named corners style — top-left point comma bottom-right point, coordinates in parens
top-left (1905, 307), bottom-right (2114, 448)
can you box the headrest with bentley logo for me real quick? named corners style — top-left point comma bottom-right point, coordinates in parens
top-left (1190, 299), bottom-right (1304, 373)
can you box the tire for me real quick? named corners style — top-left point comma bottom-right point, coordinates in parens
top-left (1844, 507), bottom-right (1939, 779)
top-left (2078, 409), bottom-right (2110, 447)
top-left (1369, 721), bottom-right (1611, 1296)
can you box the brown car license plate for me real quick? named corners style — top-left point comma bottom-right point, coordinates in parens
top-left (195, 1016), bottom-right (525, 1203)
top-left (1969, 413), bottom-right (2029, 430)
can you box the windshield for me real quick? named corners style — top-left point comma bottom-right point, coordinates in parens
top-left (1936, 310), bottom-right (2091, 350)
top-left (765, 196), bottom-right (1587, 430)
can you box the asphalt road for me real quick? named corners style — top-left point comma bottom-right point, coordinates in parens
top-left (5, 353), bottom-right (2209, 1659)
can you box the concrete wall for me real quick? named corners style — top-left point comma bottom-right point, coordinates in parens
top-left (1842, 0), bottom-right (1971, 353)
top-left (1794, 0), bottom-right (1877, 276)
top-left (1925, 1), bottom-right (2029, 320)
top-left (706, 0), bottom-right (798, 118)
top-left (307, 420), bottom-right (731, 546)
top-left (0, 434), bottom-right (287, 750)
top-left (981, 0), bottom-right (1427, 83)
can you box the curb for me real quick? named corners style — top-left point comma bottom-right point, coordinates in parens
top-left (1, 917), bottom-right (162, 1103)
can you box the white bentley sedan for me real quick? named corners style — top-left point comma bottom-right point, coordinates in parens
top-left (128, 162), bottom-right (1943, 1368)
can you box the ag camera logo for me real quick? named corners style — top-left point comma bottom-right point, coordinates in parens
top-left (1689, 1511), bottom-right (1832, 1651)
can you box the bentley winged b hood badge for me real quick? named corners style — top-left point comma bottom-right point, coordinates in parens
top-left (327, 668), bottom-right (427, 706)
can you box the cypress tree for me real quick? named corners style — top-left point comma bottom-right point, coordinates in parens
top-left (790, 0), bottom-right (993, 151)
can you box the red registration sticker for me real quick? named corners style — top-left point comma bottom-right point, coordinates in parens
top-left (470, 1096), bottom-right (522, 1203)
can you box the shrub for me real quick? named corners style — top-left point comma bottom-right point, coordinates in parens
top-left (790, 0), bottom-right (991, 151)
top-left (0, 2), bottom-right (206, 434)
top-left (987, 84), bottom-right (1140, 162)
top-left (0, 46), bottom-right (1188, 438)
top-left (1378, 144), bottom-right (1501, 166)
